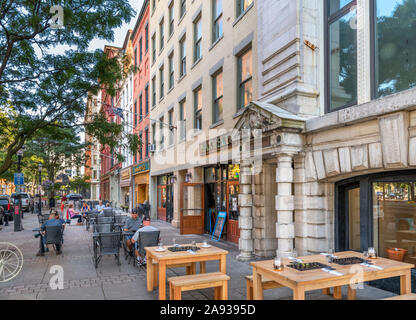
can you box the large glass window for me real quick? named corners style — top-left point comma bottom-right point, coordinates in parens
top-left (373, 181), bottom-right (416, 263)
top-left (213, 0), bottom-right (223, 42)
top-left (169, 3), bottom-right (175, 36)
top-left (194, 87), bottom-right (202, 130)
top-left (213, 71), bottom-right (223, 123)
top-left (327, 0), bottom-right (357, 111)
top-left (238, 48), bottom-right (253, 110)
top-left (374, 0), bottom-right (416, 98)
top-left (237, 0), bottom-right (253, 17)
top-left (194, 17), bottom-right (202, 62)
top-left (169, 53), bottom-right (174, 89)
top-left (180, 36), bottom-right (187, 76)
top-left (159, 18), bottom-right (165, 52)
top-left (160, 65), bottom-right (164, 99)
top-left (179, 99), bottom-right (186, 141)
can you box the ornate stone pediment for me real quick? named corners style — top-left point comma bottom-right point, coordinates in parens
top-left (234, 101), bottom-right (306, 133)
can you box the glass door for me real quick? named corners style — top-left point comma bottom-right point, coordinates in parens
top-left (348, 187), bottom-right (361, 251)
top-left (226, 181), bottom-right (240, 244)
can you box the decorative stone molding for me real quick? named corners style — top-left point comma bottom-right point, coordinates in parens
top-left (351, 145), bottom-right (369, 171)
top-left (378, 112), bottom-right (409, 168)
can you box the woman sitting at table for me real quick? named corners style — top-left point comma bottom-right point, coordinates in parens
top-left (67, 203), bottom-right (83, 225)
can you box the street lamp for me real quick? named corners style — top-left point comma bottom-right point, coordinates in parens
top-left (38, 163), bottom-right (42, 214)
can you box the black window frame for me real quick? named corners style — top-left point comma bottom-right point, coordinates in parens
top-left (324, 0), bottom-right (358, 114)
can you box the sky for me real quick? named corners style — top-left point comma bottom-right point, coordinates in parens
top-left (88, 0), bottom-right (145, 51)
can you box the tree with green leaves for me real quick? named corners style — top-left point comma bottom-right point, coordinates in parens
top-left (24, 126), bottom-right (86, 198)
top-left (0, 0), bottom-right (139, 176)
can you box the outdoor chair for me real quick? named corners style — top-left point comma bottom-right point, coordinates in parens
top-left (97, 216), bottom-right (114, 224)
top-left (136, 230), bottom-right (160, 268)
top-left (38, 214), bottom-right (49, 226)
top-left (85, 211), bottom-right (99, 231)
top-left (93, 231), bottom-right (122, 268)
top-left (93, 223), bottom-right (114, 233)
top-left (44, 225), bottom-right (64, 254)
top-left (102, 208), bottom-right (114, 217)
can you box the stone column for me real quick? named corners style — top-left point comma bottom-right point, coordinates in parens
top-left (172, 170), bottom-right (183, 228)
top-left (237, 161), bottom-right (254, 261)
top-left (294, 154), bottom-right (308, 256)
top-left (276, 154), bottom-right (295, 258)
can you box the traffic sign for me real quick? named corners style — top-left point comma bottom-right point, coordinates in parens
top-left (14, 173), bottom-right (24, 186)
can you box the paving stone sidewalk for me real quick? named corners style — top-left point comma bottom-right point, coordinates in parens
top-left (0, 212), bottom-right (397, 300)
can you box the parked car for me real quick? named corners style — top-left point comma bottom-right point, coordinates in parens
top-left (11, 192), bottom-right (34, 212)
top-left (0, 195), bottom-right (14, 223)
top-left (67, 194), bottom-right (83, 202)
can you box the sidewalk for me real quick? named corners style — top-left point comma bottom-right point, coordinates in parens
top-left (0, 212), bottom-right (396, 300)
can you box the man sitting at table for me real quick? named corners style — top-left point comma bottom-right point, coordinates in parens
top-left (36, 212), bottom-right (63, 256)
top-left (95, 200), bottom-right (106, 213)
top-left (124, 210), bottom-right (143, 255)
top-left (131, 222), bottom-right (160, 266)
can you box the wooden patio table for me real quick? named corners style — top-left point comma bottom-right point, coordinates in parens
top-left (145, 243), bottom-right (228, 300)
top-left (251, 251), bottom-right (414, 300)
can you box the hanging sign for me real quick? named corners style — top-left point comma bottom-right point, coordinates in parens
top-left (211, 211), bottom-right (227, 242)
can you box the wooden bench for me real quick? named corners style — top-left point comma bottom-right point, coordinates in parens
top-left (245, 275), bottom-right (283, 300)
top-left (169, 272), bottom-right (230, 300)
top-left (383, 293), bottom-right (416, 300)
top-left (152, 261), bottom-right (205, 288)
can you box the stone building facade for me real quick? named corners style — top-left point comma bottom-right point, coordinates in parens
top-left (235, 0), bottom-right (416, 264)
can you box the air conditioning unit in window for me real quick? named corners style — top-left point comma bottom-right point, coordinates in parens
top-left (148, 144), bottom-right (156, 153)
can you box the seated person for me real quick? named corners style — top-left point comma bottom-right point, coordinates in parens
top-left (123, 210), bottom-right (143, 255)
top-left (36, 212), bottom-right (63, 256)
top-left (81, 201), bottom-right (91, 219)
top-left (53, 210), bottom-right (66, 231)
top-left (131, 222), bottom-right (160, 265)
top-left (67, 204), bottom-right (83, 225)
top-left (95, 200), bottom-right (106, 213)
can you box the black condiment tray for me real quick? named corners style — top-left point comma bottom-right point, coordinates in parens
top-left (287, 262), bottom-right (330, 271)
top-left (331, 257), bottom-right (366, 265)
top-left (168, 246), bottom-right (201, 252)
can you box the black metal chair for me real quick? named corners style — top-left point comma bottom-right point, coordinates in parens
top-left (85, 211), bottom-right (99, 231)
top-left (136, 230), bottom-right (160, 268)
top-left (103, 208), bottom-right (114, 217)
top-left (38, 214), bottom-right (49, 226)
top-left (44, 225), bottom-right (64, 254)
top-left (93, 231), bottom-right (122, 268)
top-left (97, 216), bottom-right (114, 224)
top-left (93, 223), bottom-right (114, 233)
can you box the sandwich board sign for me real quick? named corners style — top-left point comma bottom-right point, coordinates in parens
top-left (211, 211), bottom-right (227, 242)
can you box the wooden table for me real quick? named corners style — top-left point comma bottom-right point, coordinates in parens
top-left (251, 251), bottom-right (414, 300)
top-left (145, 244), bottom-right (228, 300)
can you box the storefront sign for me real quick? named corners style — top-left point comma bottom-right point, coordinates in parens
top-left (133, 161), bottom-right (150, 175)
top-left (211, 211), bottom-right (227, 242)
top-left (121, 168), bottom-right (131, 181)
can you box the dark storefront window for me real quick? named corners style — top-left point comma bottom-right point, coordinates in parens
top-left (336, 171), bottom-right (416, 267)
top-left (374, 0), bottom-right (416, 98)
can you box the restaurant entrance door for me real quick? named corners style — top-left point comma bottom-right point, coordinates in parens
top-left (226, 181), bottom-right (240, 244)
top-left (180, 183), bottom-right (204, 235)
top-left (157, 185), bottom-right (166, 221)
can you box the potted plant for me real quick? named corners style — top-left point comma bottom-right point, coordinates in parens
top-left (386, 248), bottom-right (408, 262)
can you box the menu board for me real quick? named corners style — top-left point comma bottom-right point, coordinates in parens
top-left (212, 211), bottom-right (227, 242)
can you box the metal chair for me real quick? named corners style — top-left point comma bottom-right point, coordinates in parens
top-left (135, 230), bottom-right (160, 268)
top-left (85, 211), bottom-right (98, 231)
top-left (38, 214), bottom-right (49, 226)
top-left (103, 208), bottom-right (114, 217)
top-left (44, 225), bottom-right (64, 254)
top-left (97, 216), bottom-right (114, 224)
top-left (93, 223), bottom-right (113, 233)
top-left (93, 232), bottom-right (122, 268)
